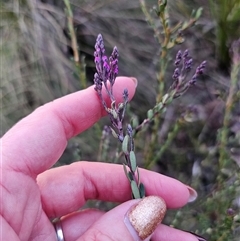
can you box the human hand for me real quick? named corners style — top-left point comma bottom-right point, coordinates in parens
top-left (1, 76), bottom-right (199, 241)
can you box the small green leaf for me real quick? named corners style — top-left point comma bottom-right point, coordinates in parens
top-left (122, 135), bottom-right (129, 154)
top-left (128, 171), bottom-right (134, 181)
top-left (191, 9), bottom-right (196, 18)
top-left (111, 109), bottom-right (118, 119)
top-left (158, 0), bottom-right (167, 14)
top-left (139, 183), bottom-right (146, 198)
top-left (131, 116), bottom-right (139, 128)
top-left (123, 163), bottom-right (131, 182)
top-left (162, 107), bottom-right (167, 113)
top-left (182, 21), bottom-right (189, 30)
top-left (157, 102), bottom-right (163, 111)
top-left (131, 180), bottom-right (141, 199)
top-left (129, 151), bottom-right (137, 172)
top-left (153, 105), bottom-right (159, 114)
top-left (118, 102), bottom-right (124, 110)
top-left (147, 109), bottom-right (153, 119)
top-left (165, 95), bottom-right (174, 105)
top-left (195, 7), bottom-right (203, 19)
top-left (162, 94), bottom-right (169, 104)
top-left (110, 127), bottom-right (118, 139)
top-left (166, 41), bottom-right (175, 49)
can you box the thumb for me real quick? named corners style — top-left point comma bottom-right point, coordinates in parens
top-left (79, 196), bottom-right (166, 241)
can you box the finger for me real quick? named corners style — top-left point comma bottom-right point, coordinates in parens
top-left (152, 225), bottom-right (199, 241)
top-left (37, 162), bottom-right (195, 218)
top-left (77, 199), bottom-right (139, 241)
top-left (66, 197), bottom-right (198, 241)
top-left (2, 77), bottom-right (137, 176)
top-left (60, 209), bottom-right (104, 241)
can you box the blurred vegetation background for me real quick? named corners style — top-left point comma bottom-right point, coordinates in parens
top-left (1, 0), bottom-right (240, 240)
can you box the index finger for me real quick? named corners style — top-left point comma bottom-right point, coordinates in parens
top-left (37, 162), bottom-right (193, 218)
top-left (2, 77), bottom-right (137, 176)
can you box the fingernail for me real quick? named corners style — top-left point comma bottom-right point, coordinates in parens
top-left (186, 186), bottom-right (198, 202)
top-left (130, 77), bottom-right (138, 87)
top-left (124, 196), bottom-right (167, 241)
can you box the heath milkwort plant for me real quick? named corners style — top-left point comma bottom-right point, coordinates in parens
top-left (170, 49), bottom-right (206, 98)
top-left (93, 34), bottom-right (207, 198)
top-left (93, 34), bottom-right (145, 199)
top-left (133, 50), bottom-right (206, 136)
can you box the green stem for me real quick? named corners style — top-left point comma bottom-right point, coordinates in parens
top-left (145, 3), bottom-right (171, 166)
top-left (146, 119), bottom-right (180, 169)
top-left (63, 0), bottom-right (87, 88)
top-left (219, 48), bottom-right (240, 171)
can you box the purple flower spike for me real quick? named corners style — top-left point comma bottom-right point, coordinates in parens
top-left (172, 68), bottom-right (180, 79)
top-left (109, 46), bottom-right (119, 86)
top-left (196, 61), bottom-right (207, 75)
top-left (94, 34), bottom-right (110, 83)
top-left (123, 88), bottom-right (129, 102)
top-left (175, 50), bottom-right (182, 66)
top-left (185, 58), bottom-right (193, 71)
top-left (93, 73), bottom-right (102, 92)
top-left (170, 49), bottom-right (206, 97)
top-left (94, 34), bottom-right (119, 100)
top-left (95, 34), bottom-right (105, 54)
top-left (183, 49), bottom-right (189, 58)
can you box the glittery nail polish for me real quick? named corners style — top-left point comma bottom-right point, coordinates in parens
top-left (124, 196), bottom-right (167, 241)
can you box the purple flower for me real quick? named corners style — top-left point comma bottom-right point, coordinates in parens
top-left (108, 46), bottom-right (119, 86)
top-left (183, 49), bottom-right (189, 59)
top-left (175, 50), bottom-right (182, 66)
top-left (172, 68), bottom-right (180, 80)
top-left (196, 61), bottom-right (206, 75)
top-left (171, 50), bottom-right (206, 97)
top-left (93, 34), bottom-right (121, 105)
top-left (94, 34), bottom-right (119, 89)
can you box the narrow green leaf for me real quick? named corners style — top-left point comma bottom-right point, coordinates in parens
top-left (153, 105), bottom-right (159, 114)
top-left (123, 163), bottom-right (131, 182)
top-left (111, 109), bottom-right (118, 119)
top-left (162, 94), bottom-right (169, 104)
top-left (165, 95), bottom-right (174, 105)
top-left (157, 102), bottom-right (163, 111)
top-left (195, 7), bottom-right (203, 19)
top-left (131, 116), bottom-right (139, 129)
top-left (110, 127), bottom-right (118, 139)
top-left (131, 180), bottom-right (141, 199)
top-left (118, 102), bottom-right (124, 110)
top-left (147, 109), bottom-right (153, 119)
top-left (162, 107), bottom-right (167, 114)
top-left (122, 135), bottom-right (129, 154)
top-left (158, 0), bottom-right (167, 14)
top-left (166, 41), bottom-right (175, 49)
top-left (139, 183), bottom-right (146, 198)
top-left (191, 9), bottom-right (196, 18)
top-left (128, 171), bottom-right (134, 181)
top-left (129, 151), bottom-right (137, 172)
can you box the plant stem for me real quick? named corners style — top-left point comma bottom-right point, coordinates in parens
top-left (63, 0), bottom-right (87, 88)
top-left (219, 44), bottom-right (240, 171)
top-left (151, 120), bottom-right (180, 168)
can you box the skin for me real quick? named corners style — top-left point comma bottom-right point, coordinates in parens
top-left (1, 77), bottom-right (198, 241)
